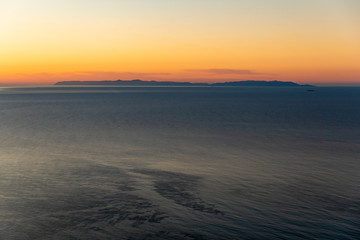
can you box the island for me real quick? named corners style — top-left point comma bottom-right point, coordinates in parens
top-left (55, 79), bottom-right (314, 87)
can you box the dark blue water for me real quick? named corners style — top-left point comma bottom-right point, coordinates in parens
top-left (0, 86), bottom-right (359, 239)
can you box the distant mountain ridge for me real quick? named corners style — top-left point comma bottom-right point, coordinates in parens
top-left (55, 79), bottom-right (314, 87)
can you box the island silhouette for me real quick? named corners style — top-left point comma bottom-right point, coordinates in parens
top-left (55, 79), bottom-right (314, 87)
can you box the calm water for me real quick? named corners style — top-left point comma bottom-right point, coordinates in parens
top-left (0, 86), bottom-right (359, 239)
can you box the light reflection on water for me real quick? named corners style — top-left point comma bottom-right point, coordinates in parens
top-left (0, 86), bottom-right (360, 239)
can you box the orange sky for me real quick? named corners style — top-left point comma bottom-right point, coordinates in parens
top-left (1, 0), bottom-right (360, 85)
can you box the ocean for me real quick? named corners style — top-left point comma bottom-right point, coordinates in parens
top-left (0, 86), bottom-right (359, 239)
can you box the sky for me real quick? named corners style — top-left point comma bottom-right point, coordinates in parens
top-left (0, 0), bottom-right (360, 85)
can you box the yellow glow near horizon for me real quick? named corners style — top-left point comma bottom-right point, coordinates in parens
top-left (0, 0), bottom-right (360, 85)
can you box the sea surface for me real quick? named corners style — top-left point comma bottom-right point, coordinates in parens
top-left (0, 86), bottom-right (359, 240)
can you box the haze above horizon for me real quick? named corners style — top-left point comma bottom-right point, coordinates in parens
top-left (1, 0), bottom-right (360, 85)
